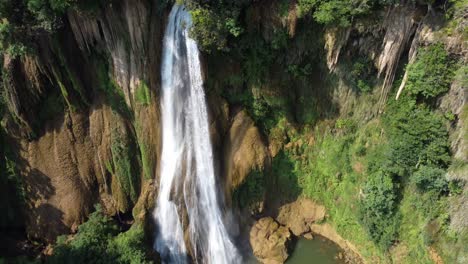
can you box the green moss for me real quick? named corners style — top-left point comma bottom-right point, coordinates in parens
top-left (51, 67), bottom-right (74, 111)
top-left (110, 127), bottom-right (140, 203)
top-left (52, 37), bottom-right (89, 107)
top-left (134, 122), bottom-right (153, 181)
top-left (139, 142), bottom-right (152, 181)
top-left (94, 57), bottom-right (133, 120)
top-left (135, 81), bottom-right (151, 106)
top-left (104, 160), bottom-right (114, 175)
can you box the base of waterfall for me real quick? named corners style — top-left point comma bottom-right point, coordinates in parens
top-left (249, 198), bottom-right (363, 264)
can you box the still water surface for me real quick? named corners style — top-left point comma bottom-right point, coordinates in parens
top-left (286, 236), bottom-right (345, 264)
top-left (247, 235), bottom-right (346, 264)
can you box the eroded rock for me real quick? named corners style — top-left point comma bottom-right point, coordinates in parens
top-left (276, 198), bottom-right (326, 236)
top-left (224, 110), bottom-right (269, 191)
top-left (250, 217), bottom-right (292, 264)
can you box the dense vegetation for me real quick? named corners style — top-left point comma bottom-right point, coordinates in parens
top-left (0, 126), bottom-right (25, 233)
top-left (0, 0), bottom-right (108, 56)
top-left (0, 92), bottom-right (25, 234)
top-left (48, 205), bottom-right (153, 264)
top-left (0, 0), bottom-right (70, 56)
top-left (232, 39), bottom-right (463, 262)
top-left (206, 1), bottom-right (465, 262)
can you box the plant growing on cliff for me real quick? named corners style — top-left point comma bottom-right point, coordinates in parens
top-left (94, 57), bottom-right (133, 119)
top-left (111, 128), bottom-right (140, 204)
top-left (360, 171), bottom-right (399, 249)
top-left (405, 44), bottom-right (455, 99)
top-left (0, 0), bottom-right (74, 55)
top-left (26, 0), bottom-right (73, 30)
top-left (412, 165), bottom-right (448, 193)
top-left (135, 81), bottom-right (151, 106)
top-left (384, 97), bottom-right (451, 172)
top-left (297, 0), bottom-right (372, 26)
top-left (0, 129), bottom-right (26, 231)
top-left (188, 1), bottom-right (243, 52)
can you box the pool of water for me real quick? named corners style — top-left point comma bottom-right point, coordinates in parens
top-left (246, 235), bottom-right (346, 264)
top-left (286, 235), bottom-right (346, 264)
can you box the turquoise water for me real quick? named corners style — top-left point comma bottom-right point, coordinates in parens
top-left (286, 236), bottom-right (346, 264)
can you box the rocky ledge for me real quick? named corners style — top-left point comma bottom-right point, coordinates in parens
top-left (250, 198), bottom-right (363, 264)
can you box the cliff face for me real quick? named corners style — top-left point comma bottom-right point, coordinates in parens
top-left (1, 0), bottom-right (466, 263)
top-left (0, 0), bottom-right (269, 243)
top-left (2, 0), bottom-right (166, 241)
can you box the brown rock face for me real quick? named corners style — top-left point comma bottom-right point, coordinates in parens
top-left (2, 0), bottom-right (165, 242)
top-left (223, 110), bottom-right (269, 192)
top-left (276, 198), bottom-right (326, 236)
top-left (250, 217), bottom-right (292, 264)
top-left (132, 179), bottom-right (156, 226)
top-left (20, 112), bottom-right (98, 241)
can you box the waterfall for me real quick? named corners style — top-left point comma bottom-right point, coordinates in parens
top-left (153, 5), bottom-right (240, 264)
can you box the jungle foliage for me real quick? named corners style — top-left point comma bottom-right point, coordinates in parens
top-left (48, 205), bottom-right (153, 264)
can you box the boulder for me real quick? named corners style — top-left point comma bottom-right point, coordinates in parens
top-left (276, 198), bottom-right (326, 236)
top-left (250, 217), bottom-right (292, 264)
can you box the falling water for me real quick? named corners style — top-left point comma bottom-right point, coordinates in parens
top-left (153, 5), bottom-right (240, 264)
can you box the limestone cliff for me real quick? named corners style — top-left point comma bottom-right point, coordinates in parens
top-left (0, 1), bottom-right (466, 263)
top-left (2, 0), bottom-right (165, 242)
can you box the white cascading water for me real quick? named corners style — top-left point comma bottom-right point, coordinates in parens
top-left (153, 5), bottom-right (240, 264)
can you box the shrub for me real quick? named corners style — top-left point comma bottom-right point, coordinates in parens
top-left (188, 2), bottom-right (243, 52)
top-left (350, 57), bottom-right (376, 93)
top-left (48, 205), bottom-right (119, 263)
top-left (412, 166), bottom-right (448, 193)
top-left (297, 0), bottom-right (373, 26)
top-left (26, 0), bottom-right (73, 31)
top-left (107, 227), bottom-right (152, 264)
top-left (360, 171), bottom-right (399, 249)
top-left (0, 0), bottom-right (78, 56)
top-left (383, 97), bottom-right (451, 176)
top-left (48, 205), bottom-right (152, 264)
top-left (448, 180), bottom-right (463, 195)
top-left (405, 44), bottom-right (455, 99)
top-left (335, 118), bottom-right (356, 132)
